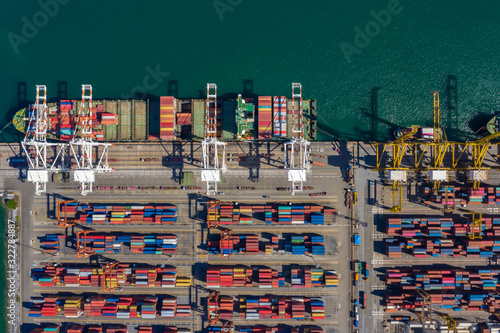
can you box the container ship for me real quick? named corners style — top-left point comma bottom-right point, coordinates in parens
top-left (13, 94), bottom-right (316, 142)
top-left (482, 113), bottom-right (499, 134)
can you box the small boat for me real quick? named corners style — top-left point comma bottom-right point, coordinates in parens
top-left (484, 114), bottom-right (499, 134)
top-left (393, 127), bottom-right (435, 140)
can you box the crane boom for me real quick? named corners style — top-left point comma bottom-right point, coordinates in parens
top-left (284, 83), bottom-right (310, 195)
top-left (70, 85), bottom-right (113, 195)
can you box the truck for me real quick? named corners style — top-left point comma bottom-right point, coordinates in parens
top-left (365, 262), bottom-right (370, 281)
top-left (308, 148), bottom-right (324, 152)
top-left (354, 273), bottom-right (358, 287)
top-left (8, 157), bottom-right (27, 167)
top-left (354, 260), bottom-right (359, 274)
top-left (362, 291), bottom-right (367, 310)
top-left (309, 191), bottom-right (327, 197)
top-left (354, 234), bottom-right (361, 246)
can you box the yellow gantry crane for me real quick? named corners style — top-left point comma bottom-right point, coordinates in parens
top-left (416, 289), bottom-right (432, 324)
top-left (467, 211), bottom-right (482, 240)
top-left (439, 314), bottom-right (457, 333)
top-left (429, 92), bottom-right (450, 193)
top-left (452, 130), bottom-right (500, 189)
top-left (375, 125), bottom-right (418, 212)
top-left (413, 92), bottom-right (450, 194)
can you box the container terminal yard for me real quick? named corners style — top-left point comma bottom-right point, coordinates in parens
top-left (3, 85), bottom-right (500, 333)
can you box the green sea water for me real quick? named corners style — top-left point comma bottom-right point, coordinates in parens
top-left (1, 0), bottom-right (500, 326)
top-left (1, 1), bottom-right (500, 142)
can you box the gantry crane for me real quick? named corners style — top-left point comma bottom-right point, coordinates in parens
top-left (102, 261), bottom-right (120, 292)
top-left (21, 85), bottom-right (66, 195)
top-left (284, 83), bottom-right (310, 195)
top-left (57, 200), bottom-right (77, 228)
top-left (467, 211), bottom-right (482, 240)
top-left (221, 321), bottom-right (233, 333)
top-left (439, 314), bottom-right (457, 333)
top-left (207, 291), bottom-right (233, 333)
top-left (208, 291), bottom-right (220, 325)
top-left (427, 91), bottom-right (450, 194)
top-left (375, 125), bottom-right (419, 212)
top-left (416, 289), bottom-right (433, 325)
top-left (207, 200), bottom-right (220, 229)
top-left (70, 85), bottom-right (113, 196)
top-left (76, 229), bottom-right (95, 258)
top-left (219, 227), bottom-right (233, 259)
top-left (201, 83), bottom-right (227, 196)
top-left (451, 129), bottom-right (500, 189)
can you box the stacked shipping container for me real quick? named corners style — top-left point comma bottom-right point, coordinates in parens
top-left (286, 236), bottom-right (325, 255)
top-left (215, 203), bottom-right (335, 225)
top-left (206, 266), bottom-right (252, 287)
top-left (386, 268), bottom-right (500, 291)
top-left (236, 296), bottom-right (325, 320)
top-left (29, 296), bottom-right (191, 318)
top-left (205, 265), bottom-right (338, 287)
top-left (385, 237), bottom-right (500, 258)
top-left (273, 96), bottom-right (287, 137)
top-left (386, 291), bottom-right (500, 312)
top-left (32, 264), bottom-right (191, 288)
top-left (258, 96), bottom-right (272, 139)
top-left (424, 186), bottom-right (500, 206)
top-left (160, 96), bottom-right (176, 140)
top-left (62, 202), bottom-right (178, 225)
top-left (74, 234), bottom-right (177, 255)
top-left (59, 100), bottom-right (74, 140)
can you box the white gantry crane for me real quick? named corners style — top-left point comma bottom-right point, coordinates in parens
top-left (22, 85), bottom-right (66, 195)
top-left (70, 84), bottom-right (113, 196)
top-left (284, 83), bottom-right (310, 195)
top-left (201, 83), bottom-right (227, 196)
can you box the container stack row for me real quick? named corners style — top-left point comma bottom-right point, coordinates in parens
top-left (30, 325), bottom-right (131, 333)
top-left (127, 235), bottom-right (178, 254)
top-left (59, 100), bottom-right (74, 140)
top-left (236, 296), bottom-right (325, 320)
top-left (291, 268), bottom-right (333, 288)
top-left (387, 216), bottom-right (500, 238)
top-left (258, 96), bottom-right (273, 139)
top-left (424, 186), bottom-right (500, 206)
top-left (385, 235), bottom-right (500, 258)
top-left (386, 291), bottom-right (500, 312)
top-left (29, 296), bottom-right (192, 319)
top-left (205, 265), bottom-right (338, 288)
top-left (210, 326), bottom-right (323, 333)
top-left (216, 204), bottom-right (335, 225)
top-left (210, 234), bottom-right (327, 256)
top-left (74, 234), bottom-right (177, 255)
top-left (286, 236), bottom-right (325, 255)
top-left (32, 264), bottom-right (191, 288)
top-left (160, 96), bottom-right (176, 140)
top-left (386, 268), bottom-right (500, 291)
top-left (62, 202), bottom-right (178, 225)
top-left (206, 266), bottom-right (252, 287)
top-left (41, 234), bottom-right (64, 254)
top-left (386, 217), bottom-right (455, 237)
top-left (273, 96), bottom-right (287, 137)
